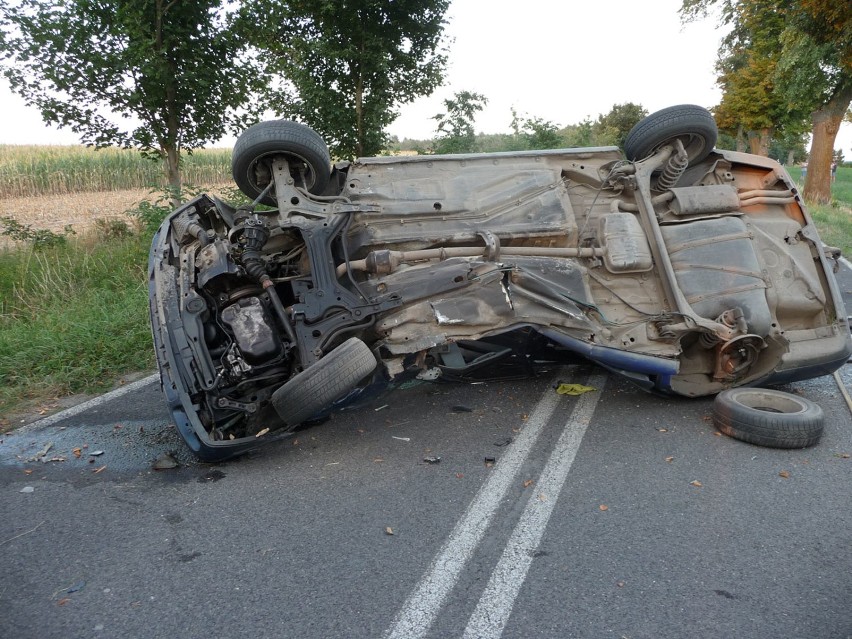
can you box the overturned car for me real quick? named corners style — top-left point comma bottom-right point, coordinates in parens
top-left (148, 105), bottom-right (852, 460)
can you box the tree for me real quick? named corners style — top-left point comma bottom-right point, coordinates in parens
top-left (769, 124), bottom-right (810, 164)
top-left (0, 0), bottom-right (264, 198)
top-left (432, 91), bottom-right (488, 154)
top-left (681, 0), bottom-right (852, 203)
top-left (521, 117), bottom-right (563, 150)
top-left (776, 2), bottom-right (852, 201)
top-left (507, 108), bottom-right (564, 150)
top-left (592, 103), bottom-right (648, 148)
top-left (242, 0), bottom-right (449, 159)
top-left (560, 119), bottom-right (595, 148)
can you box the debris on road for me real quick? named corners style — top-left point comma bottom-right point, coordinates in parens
top-left (423, 456), bottom-right (441, 464)
top-left (555, 383), bottom-right (596, 395)
top-left (152, 452), bottom-right (179, 470)
top-left (66, 581), bottom-right (86, 594)
top-left (27, 442), bottom-right (53, 463)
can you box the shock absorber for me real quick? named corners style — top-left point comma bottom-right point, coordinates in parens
top-left (656, 139), bottom-right (689, 191)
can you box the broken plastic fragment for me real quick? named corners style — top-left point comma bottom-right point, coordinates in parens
top-left (555, 383), bottom-right (596, 396)
top-left (152, 453), bottom-right (179, 470)
top-left (423, 456), bottom-right (441, 464)
top-left (27, 442), bottom-right (53, 463)
top-left (66, 581), bottom-right (86, 594)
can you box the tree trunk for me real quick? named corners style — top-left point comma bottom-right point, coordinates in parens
top-left (757, 128), bottom-right (771, 156)
top-left (355, 71), bottom-right (364, 158)
top-left (747, 128), bottom-right (772, 156)
top-left (736, 124), bottom-right (747, 153)
top-left (803, 79), bottom-right (852, 204)
top-left (156, 0), bottom-right (182, 206)
top-left (164, 145), bottom-right (181, 205)
top-left (353, 34), bottom-right (365, 159)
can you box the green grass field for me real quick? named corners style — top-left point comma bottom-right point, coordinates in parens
top-left (787, 165), bottom-right (852, 255)
top-left (0, 154), bottom-right (850, 425)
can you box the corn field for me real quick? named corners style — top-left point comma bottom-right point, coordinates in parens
top-left (0, 145), bottom-right (233, 198)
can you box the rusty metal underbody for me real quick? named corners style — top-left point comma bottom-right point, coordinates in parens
top-left (149, 144), bottom-right (851, 458)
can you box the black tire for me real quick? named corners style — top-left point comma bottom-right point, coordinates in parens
top-left (712, 388), bottom-right (824, 449)
top-left (270, 337), bottom-right (377, 428)
top-left (624, 105), bottom-right (718, 165)
top-left (232, 120), bottom-right (331, 205)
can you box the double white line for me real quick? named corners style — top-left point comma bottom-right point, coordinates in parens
top-left (385, 372), bottom-right (607, 639)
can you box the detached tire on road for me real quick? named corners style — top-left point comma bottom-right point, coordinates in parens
top-left (232, 120), bottom-right (331, 205)
top-left (624, 104), bottom-right (718, 165)
top-left (712, 388), bottom-right (824, 449)
top-left (271, 337), bottom-right (377, 428)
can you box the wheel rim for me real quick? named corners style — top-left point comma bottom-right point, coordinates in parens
top-left (652, 132), bottom-right (707, 163)
top-left (733, 390), bottom-right (806, 414)
top-left (243, 151), bottom-right (319, 196)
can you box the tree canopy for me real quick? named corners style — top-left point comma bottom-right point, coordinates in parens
top-left (432, 90), bottom-right (488, 154)
top-left (241, 0), bottom-right (449, 159)
top-left (681, 0), bottom-right (852, 202)
top-left (0, 0), bottom-right (265, 195)
top-left (592, 103), bottom-right (649, 148)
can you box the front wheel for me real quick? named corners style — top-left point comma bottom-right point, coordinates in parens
top-left (232, 120), bottom-right (331, 206)
top-left (270, 337), bottom-right (378, 428)
top-left (624, 105), bottom-right (718, 165)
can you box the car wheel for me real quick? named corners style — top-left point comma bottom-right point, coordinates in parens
top-left (232, 120), bottom-right (331, 205)
top-left (712, 388), bottom-right (824, 449)
top-left (270, 337), bottom-right (378, 428)
top-left (623, 105), bottom-right (718, 165)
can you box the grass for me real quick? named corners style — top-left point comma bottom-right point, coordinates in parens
top-left (0, 144), bottom-right (232, 198)
top-left (0, 157), bottom-right (850, 425)
top-left (0, 230), bottom-right (154, 423)
top-left (786, 165), bottom-right (852, 255)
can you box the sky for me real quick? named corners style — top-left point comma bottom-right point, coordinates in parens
top-left (0, 0), bottom-right (850, 155)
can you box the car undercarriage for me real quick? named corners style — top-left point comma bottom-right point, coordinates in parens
top-left (148, 105), bottom-right (852, 459)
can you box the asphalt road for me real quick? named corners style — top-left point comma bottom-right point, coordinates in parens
top-left (1, 263), bottom-right (851, 639)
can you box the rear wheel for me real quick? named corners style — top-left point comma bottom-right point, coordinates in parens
top-left (624, 105), bottom-right (718, 165)
top-left (232, 120), bottom-right (331, 205)
top-left (270, 337), bottom-right (378, 428)
top-left (712, 388), bottom-right (824, 449)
